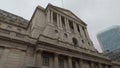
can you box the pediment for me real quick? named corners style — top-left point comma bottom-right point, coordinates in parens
top-left (47, 4), bottom-right (80, 21)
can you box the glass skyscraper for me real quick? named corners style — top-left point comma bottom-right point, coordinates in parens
top-left (97, 26), bottom-right (120, 52)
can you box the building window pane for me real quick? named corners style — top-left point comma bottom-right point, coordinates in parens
top-left (42, 55), bottom-right (49, 66)
top-left (7, 25), bottom-right (12, 29)
top-left (72, 38), bottom-right (78, 46)
top-left (17, 28), bottom-right (22, 32)
top-left (59, 58), bottom-right (64, 68)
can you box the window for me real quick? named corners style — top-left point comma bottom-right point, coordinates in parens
top-left (17, 28), bottom-right (22, 32)
top-left (59, 58), bottom-right (64, 68)
top-left (69, 20), bottom-right (74, 32)
top-left (42, 55), bottom-right (49, 66)
top-left (72, 38), bottom-right (78, 46)
top-left (88, 42), bottom-right (90, 45)
top-left (82, 40), bottom-right (84, 44)
top-left (53, 12), bottom-right (57, 26)
top-left (55, 30), bottom-right (58, 33)
top-left (7, 25), bottom-right (12, 29)
top-left (61, 16), bottom-right (65, 29)
top-left (16, 33), bottom-right (24, 38)
top-left (64, 33), bottom-right (68, 38)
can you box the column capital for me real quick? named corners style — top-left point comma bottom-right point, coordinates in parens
top-left (36, 49), bottom-right (43, 53)
top-left (54, 53), bottom-right (59, 56)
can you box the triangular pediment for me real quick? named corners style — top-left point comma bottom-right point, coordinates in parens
top-left (45, 4), bottom-right (87, 26)
top-left (47, 4), bottom-right (81, 21)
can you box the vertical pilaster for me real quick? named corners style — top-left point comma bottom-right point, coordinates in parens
top-left (66, 19), bottom-right (70, 33)
top-left (98, 63), bottom-right (102, 68)
top-left (57, 14), bottom-right (60, 28)
top-left (79, 59), bottom-right (83, 68)
top-left (79, 26), bottom-right (86, 40)
top-left (47, 10), bottom-right (50, 23)
top-left (73, 22), bottom-right (77, 34)
top-left (50, 11), bottom-right (53, 25)
top-left (84, 28), bottom-right (90, 40)
top-left (105, 65), bottom-right (108, 68)
top-left (59, 15), bottom-right (63, 29)
top-left (35, 50), bottom-right (42, 68)
top-left (91, 62), bottom-right (94, 68)
top-left (68, 57), bottom-right (72, 68)
top-left (76, 61), bottom-right (79, 68)
top-left (78, 25), bottom-right (82, 37)
top-left (54, 54), bottom-right (59, 68)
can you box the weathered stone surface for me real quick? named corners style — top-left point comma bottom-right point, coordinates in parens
top-left (0, 4), bottom-right (119, 68)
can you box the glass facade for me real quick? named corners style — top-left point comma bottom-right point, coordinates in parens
top-left (97, 26), bottom-right (120, 52)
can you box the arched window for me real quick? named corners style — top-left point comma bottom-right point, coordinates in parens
top-left (72, 37), bottom-right (78, 46)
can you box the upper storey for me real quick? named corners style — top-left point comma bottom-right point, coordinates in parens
top-left (30, 4), bottom-right (96, 51)
top-left (0, 9), bottom-right (28, 34)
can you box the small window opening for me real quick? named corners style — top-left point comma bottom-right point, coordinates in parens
top-left (55, 30), bottom-right (58, 33)
top-left (82, 40), bottom-right (84, 44)
top-left (7, 25), bottom-right (12, 29)
top-left (64, 33), bottom-right (68, 38)
top-left (72, 38), bottom-right (78, 46)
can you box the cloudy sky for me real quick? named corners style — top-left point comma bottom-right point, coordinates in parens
top-left (0, 0), bottom-right (120, 52)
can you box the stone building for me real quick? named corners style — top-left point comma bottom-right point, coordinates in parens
top-left (0, 4), bottom-right (119, 68)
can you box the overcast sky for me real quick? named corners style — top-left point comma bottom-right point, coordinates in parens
top-left (0, 0), bottom-right (120, 52)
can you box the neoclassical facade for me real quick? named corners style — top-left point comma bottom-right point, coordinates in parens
top-left (0, 4), bottom-right (119, 68)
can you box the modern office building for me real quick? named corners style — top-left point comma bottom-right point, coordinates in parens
top-left (97, 26), bottom-right (120, 62)
top-left (106, 48), bottom-right (120, 62)
top-left (97, 26), bottom-right (120, 52)
top-left (0, 4), bottom-right (119, 68)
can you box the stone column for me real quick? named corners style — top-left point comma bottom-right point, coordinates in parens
top-left (79, 26), bottom-right (86, 40)
top-left (57, 14), bottom-right (60, 28)
top-left (66, 19), bottom-right (71, 33)
top-left (73, 22), bottom-right (78, 34)
top-left (50, 11), bottom-right (53, 25)
top-left (68, 57), bottom-right (72, 68)
top-left (98, 63), bottom-right (102, 68)
top-left (54, 54), bottom-right (59, 68)
top-left (35, 50), bottom-right (42, 68)
top-left (76, 61), bottom-right (79, 68)
top-left (79, 59), bottom-right (83, 68)
top-left (59, 15), bottom-right (63, 30)
top-left (105, 65), bottom-right (109, 68)
top-left (78, 25), bottom-right (82, 37)
top-left (47, 10), bottom-right (50, 23)
top-left (84, 28), bottom-right (90, 40)
top-left (90, 62), bottom-right (94, 68)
